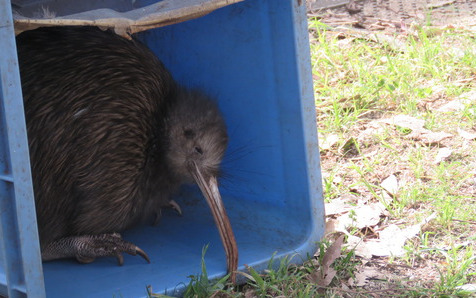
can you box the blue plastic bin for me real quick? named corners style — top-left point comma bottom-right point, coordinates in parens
top-left (0, 0), bottom-right (324, 296)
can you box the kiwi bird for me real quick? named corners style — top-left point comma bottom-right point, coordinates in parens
top-left (16, 26), bottom-right (238, 281)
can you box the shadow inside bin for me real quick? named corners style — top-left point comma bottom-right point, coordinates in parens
top-left (43, 184), bottom-right (309, 297)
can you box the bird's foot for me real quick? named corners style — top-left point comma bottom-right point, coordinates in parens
top-left (41, 232), bottom-right (150, 265)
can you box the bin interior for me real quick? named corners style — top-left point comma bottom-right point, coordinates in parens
top-left (31, 1), bottom-right (323, 297)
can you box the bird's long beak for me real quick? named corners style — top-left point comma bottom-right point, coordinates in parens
top-left (190, 161), bottom-right (238, 283)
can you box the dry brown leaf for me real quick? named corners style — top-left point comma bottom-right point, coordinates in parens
top-left (325, 218), bottom-right (337, 235)
top-left (438, 90), bottom-right (475, 112)
top-left (371, 224), bottom-right (410, 256)
top-left (325, 198), bottom-right (354, 216)
top-left (348, 213), bottom-right (437, 258)
top-left (310, 235), bottom-right (344, 287)
top-left (334, 203), bottom-right (383, 231)
top-left (319, 133), bottom-right (340, 151)
top-left (380, 115), bottom-right (452, 144)
top-left (349, 267), bottom-right (385, 287)
top-left (458, 89), bottom-right (476, 103)
top-left (244, 289), bottom-right (256, 298)
top-left (381, 174), bottom-right (399, 195)
top-left (347, 235), bottom-right (373, 259)
top-left (434, 147), bottom-right (453, 164)
top-left (413, 131), bottom-right (452, 144)
top-left (437, 241), bottom-right (472, 251)
top-left (455, 284), bottom-right (476, 293)
top-left (341, 282), bottom-right (350, 291)
top-left (380, 115), bottom-right (425, 132)
top-left (437, 99), bottom-right (466, 112)
top-left (428, 0), bottom-right (457, 10)
top-left (317, 267), bottom-right (337, 287)
top-left (322, 235), bottom-right (345, 269)
top-left (458, 128), bottom-right (476, 140)
top-left (373, 32), bottom-right (406, 51)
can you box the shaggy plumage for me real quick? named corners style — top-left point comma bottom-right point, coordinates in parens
top-left (16, 26), bottom-right (234, 268)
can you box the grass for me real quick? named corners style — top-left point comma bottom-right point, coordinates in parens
top-left (310, 21), bottom-right (476, 133)
top-left (172, 244), bottom-right (358, 297)
top-left (309, 17), bottom-right (475, 297)
top-left (182, 245), bottom-right (231, 297)
top-left (153, 17), bottom-right (476, 298)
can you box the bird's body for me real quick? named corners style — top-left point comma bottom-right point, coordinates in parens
top-left (16, 26), bottom-right (237, 277)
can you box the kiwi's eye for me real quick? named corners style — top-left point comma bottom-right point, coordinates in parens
top-left (183, 129), bottom-right (195, 139)
top-left (195, 146), bottom-right (203, 155)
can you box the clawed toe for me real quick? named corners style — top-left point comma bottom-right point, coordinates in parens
top-left (42, 233), bottom-right (150, 265)
top-left (87, 233), bottom-right (151, 265)
top-left (168, 199), bottom-right (182, 216)
top-left (150, 200), bottom-right (182, 226)
top-left (76, 255), bottom-right (96, 264)
top-left (151, 209), bottom-right (162, 226)
top-left (134, 246), bottom-right (150, 263)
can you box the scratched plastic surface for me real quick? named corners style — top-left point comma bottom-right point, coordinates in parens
top-left (44, 193), bottom-right (312, 297)
top-left (4, 0), bottom-right (324, 297)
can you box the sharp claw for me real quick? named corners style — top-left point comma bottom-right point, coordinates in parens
top-left (117, 253), bottom-right (124, 266)
top-left (169, 199), bottom-right (182, 216)
top-left (152, 209), bottom-right (162, 226)
top-left (135, 246), bottom-right (151, 263)
top-left (76, 255), bottom-right (95, 264)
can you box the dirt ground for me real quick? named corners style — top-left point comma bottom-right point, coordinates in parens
top-left (308, 0), bottom-right (476, 29)
top-left (306, 0), bottom-right (476, 296)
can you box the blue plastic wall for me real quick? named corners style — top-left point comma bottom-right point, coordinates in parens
top-left (1, 0), bottom-right (324, 297)
top-left (0, 1), bottom-right (46, 297)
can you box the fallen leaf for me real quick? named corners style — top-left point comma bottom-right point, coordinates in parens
top-left (346, 235), bottom-right (373, 259)
top-left (335, 204), bottom-right (383, 230)
top-left (437, 241), bottom-right (471, 251)
top-left (341, 282), bottom-right (350, 291)
top-left (434, 147), bottom-right (453, 164)
top-left (380, 115), bottom-right (425, 132)
top-left (322, 235), bottom-right (344, 269)
top-left (458, 89), bottom-right (476, 103)
top-left (380, 115), bottom-right (452, 144)
top-left (414, 131), bottom-right (452, 144)
top-left (380, 213), bottom-right (437, 256)
top-left (244, 289), bottom-right (256, 298)
top-left (439, 90), bottom-right (476, 112)
top-left (310, 235), bottom-right (344, 287)
top-left (350, 267), bottom-right (385, 287)
top-left (319, 133), bottom-right (340, 151)
top-left (373, 32), bottom-right (406, 51)
top-left (437, 99), bottom-right (465, 112)
top-left (349, 213), bottom-right (437, 257)
top-left (428, 0), bottom-right (457, 10)
top-left (316, 267), bottom-right (337, 287)
top-left (325, 198), bottom-right (354, 216)
top-left (455, 284), bottom-right (476, 293)
top-left (325, 218), bottom-right (337, 235)
top-left (381, 174), bottom-right (399, 195)
top-left (332, 175), bottom-right (343, 184)
top-left (368, 224), bottom-right (408, 256)
top-left (458, 128), bottom-right (476, 140)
